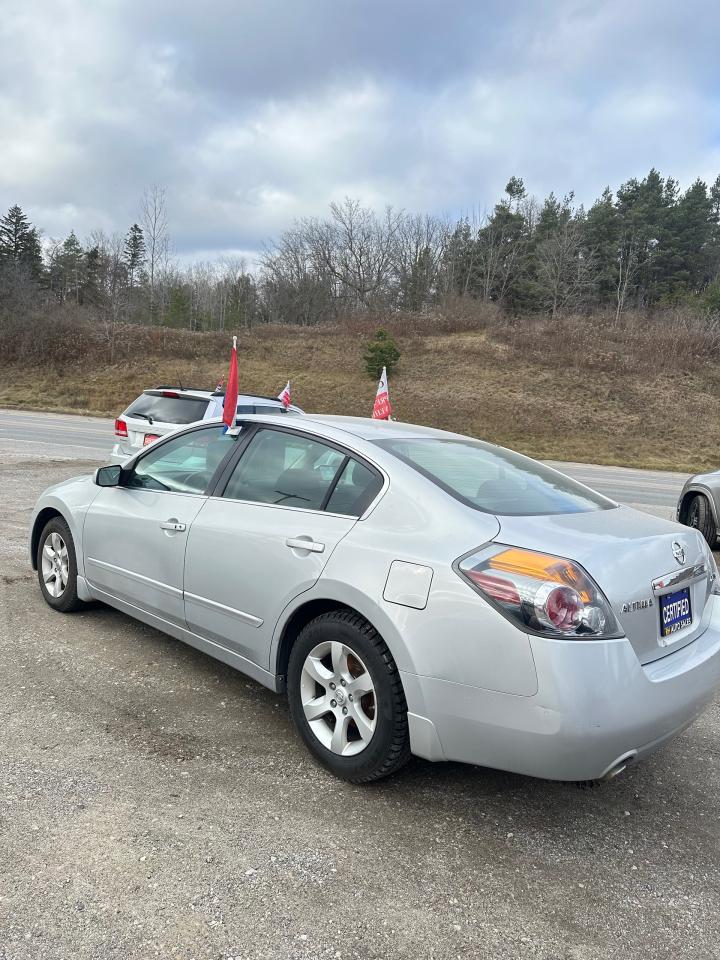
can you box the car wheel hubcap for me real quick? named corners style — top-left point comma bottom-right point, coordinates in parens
top-left (41, 532), bottom-right (69, 598)
top-left (300, 641), bottom-right (377, 756)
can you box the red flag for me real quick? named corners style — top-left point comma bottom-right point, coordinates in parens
top-left (277, 380), bottom-right (291, 409)
top-left (222, 336), bottom-right (238, 430)
top-left (372, 366), bottom-right (392, 420)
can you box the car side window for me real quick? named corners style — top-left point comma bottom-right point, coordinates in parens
top-left (125, 426), bottom-right (237, 494)
top-left (222, 429), bottom-right (345, 510)
top-left (325, 458), bottom-right (384, 517)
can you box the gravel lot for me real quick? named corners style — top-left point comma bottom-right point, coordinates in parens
top-left (1, 450), bottom-right (719, 960)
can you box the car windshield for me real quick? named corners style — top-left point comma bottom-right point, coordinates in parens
top-left (126, 394), bottom-right (209, 424)
top-left (375, 437), bottom-right (615, 516)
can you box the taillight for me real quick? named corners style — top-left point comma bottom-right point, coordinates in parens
top-left (457, 544), bottom-right (622, 639)
top-left (114, 418), bottom-right (128, 438)
top-left (143, 433), bottom-right (160, 446)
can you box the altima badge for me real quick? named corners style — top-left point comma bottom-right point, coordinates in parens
top-left (621, 598), bottom-right (653, 613)
top-left (672, 541), bottom-right (686, 565)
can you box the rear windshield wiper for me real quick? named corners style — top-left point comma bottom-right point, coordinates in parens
top-left (130, 412), bottom-right (154, 425)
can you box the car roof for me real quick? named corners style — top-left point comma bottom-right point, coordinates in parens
top-left (226, 412), bottom-right (468, 443)
top-left (299, 415), bottom-right (464, 441)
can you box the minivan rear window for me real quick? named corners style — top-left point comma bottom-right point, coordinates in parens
top-left (126, 394), bottom-right (209, 425)
top-left (375, 437), bottom-right (615, 516)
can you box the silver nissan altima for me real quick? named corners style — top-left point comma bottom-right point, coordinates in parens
top-left (30, 415), bottom-right (720, 784)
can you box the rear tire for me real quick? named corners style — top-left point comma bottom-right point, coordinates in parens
top-left (686, 494), bottom-right (717, 547)
top-left (36, 517), bottom-right (83, 613)
top-left (287, 610), bottom-right (411, 783)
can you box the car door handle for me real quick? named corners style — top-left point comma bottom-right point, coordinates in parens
top-left (160, 520), bottom-right (186, 532)
top-left (285, 537), bottom-right (325, 553)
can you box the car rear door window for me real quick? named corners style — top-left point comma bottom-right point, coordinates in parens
top-left (126, 394), bottom-right (209, 424)
top-left (222, 429), bottom-right (345, 510)
top-left (126, 426), bottom-right (236, 494)
top-left (325, 458), bottom-right (383, 517)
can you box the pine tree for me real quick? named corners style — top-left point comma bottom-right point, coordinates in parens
top-left (82, 245), bottom-right (102, 305)
top-left (584, 187), bottom-right (619, 306)
top-left (48, 231), bottom-right (85, 303)
top-left (0, 205), bottom-right (44, 278)
top-left (364, 328), bottom-right (400, 380)
top-left (123, 223), bottom-right (146, 287)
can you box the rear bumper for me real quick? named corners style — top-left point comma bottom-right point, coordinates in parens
top-left (402, 595), bottom-right (720, 781)
top-left (109, 442), bottom-right (136, 465)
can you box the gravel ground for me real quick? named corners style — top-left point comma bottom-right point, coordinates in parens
top-left (1, 451), bottom-right (719, 960)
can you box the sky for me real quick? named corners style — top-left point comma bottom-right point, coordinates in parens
top-left (1, 0), bottom-right (719, 264)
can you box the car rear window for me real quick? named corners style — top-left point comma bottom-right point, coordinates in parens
top-left (126, 394), bottom-right (209, 425)
top-left (375, 437), bottom-right (615, 516)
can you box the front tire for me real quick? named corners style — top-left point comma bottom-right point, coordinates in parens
top-left (36, 517), bottom-right (83, 612)
top-left (686, 494), bottom-right (717, 547)
top-left (287, 610), bottom-right (411, 783)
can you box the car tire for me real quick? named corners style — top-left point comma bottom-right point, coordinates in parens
top-left (686, 494), bottom-right (717, 547)
top-left (36, 516), bottom-right (83, 613)
top-left (287, 610), bottom-right (411, 783)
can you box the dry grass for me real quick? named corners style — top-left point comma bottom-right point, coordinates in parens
top-left (1, 307), bottom-right (719, 473)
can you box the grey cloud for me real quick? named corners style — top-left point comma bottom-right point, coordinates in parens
top-left (0, 0), bottom-right (718, 260)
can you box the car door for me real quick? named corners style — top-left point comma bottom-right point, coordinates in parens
top-left (83, 425), bottom-right (238, 626)
top-left (182, 426), bottom-right (383, 669)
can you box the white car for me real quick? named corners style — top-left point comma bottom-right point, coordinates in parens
top-left (111, 387), bottom-right (304, 463)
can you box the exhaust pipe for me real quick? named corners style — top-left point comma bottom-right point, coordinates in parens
top-left (601, 751), bottom-right (637, 782)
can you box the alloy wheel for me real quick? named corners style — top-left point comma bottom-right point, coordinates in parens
top-left (41, 531), bottom-right (69, 598)
top-left (300, 640), bottom-right (377, 756)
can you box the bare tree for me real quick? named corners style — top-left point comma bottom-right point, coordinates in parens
top-left (615, 232), bottom-right (639, 321)
top-left (392, 213), bottom-right (449, 310)
top-left (141, 185), bottom-right (169, 322)
top-left (260, 224), bottom-right (335, 325)
top-left (536, 218), bottom-right (593, 317)
top-left (306, 198), bottom-right (402, 310)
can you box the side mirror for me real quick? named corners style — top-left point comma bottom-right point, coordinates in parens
top-left (95, 464), bottom-right (123, 487)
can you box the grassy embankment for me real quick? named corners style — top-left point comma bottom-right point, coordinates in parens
top-left (1, 310), bottom-right (719, 473)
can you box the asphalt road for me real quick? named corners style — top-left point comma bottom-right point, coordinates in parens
top-left (0, 408), bottom-right (693, 518)
top-left (2, 409), bottom-right (718, 960)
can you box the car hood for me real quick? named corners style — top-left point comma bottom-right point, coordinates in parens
top-left (495, 505), bottom-right (711, 665)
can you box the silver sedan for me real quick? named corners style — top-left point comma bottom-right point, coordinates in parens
top-left (30, 415), bottom-right (720, 783)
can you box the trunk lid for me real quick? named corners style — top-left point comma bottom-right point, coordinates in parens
top-left (496, 505), bottom-right (713, 664)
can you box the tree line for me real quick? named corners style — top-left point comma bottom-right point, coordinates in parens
top-left (3, 169), bottom-right (720, 334)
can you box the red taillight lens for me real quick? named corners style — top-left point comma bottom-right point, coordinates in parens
top-left (114, 418), bottom-right (128, 438)
top-left (466, 569), bottom-right (520, 605)
top-left (457, 544), bottom-right (622, 640)
top-left (537, 584), bottom-right (583, 631)
top-left (143, 433), bottom-right (160, 446)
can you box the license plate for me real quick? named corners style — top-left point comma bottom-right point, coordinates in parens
top-left (659, 587), bottom-right (692, 639)
top-left (143, 433), bottom-right (161, 446)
